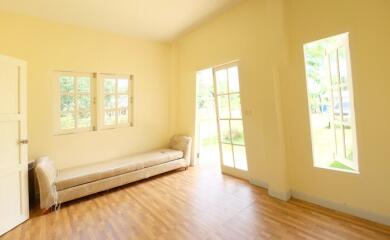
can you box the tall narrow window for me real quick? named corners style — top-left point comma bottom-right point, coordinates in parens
top-left (214, 64), bottom-right (248, 171)
top-left (303, 33), bottom-right (359, 173)
top-left (97, 74), bottom-right (133, 129)
top-left (54, 72), bottom-right (94, 134)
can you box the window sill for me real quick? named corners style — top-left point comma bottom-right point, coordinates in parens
top-left (314, 164), bottom-right (360, 175)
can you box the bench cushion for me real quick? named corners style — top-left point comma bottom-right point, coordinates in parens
top-left (55, 149), bottom-right (183, 191)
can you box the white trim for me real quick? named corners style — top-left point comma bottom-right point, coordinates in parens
top-left (249, 178), bottom-right (291, 201)
top-left (269, 189), bottom-right (291, 201)
top-left (249, 178), bottom-right (268, 189)
top-left (291, 191), bottom-right (390, 226)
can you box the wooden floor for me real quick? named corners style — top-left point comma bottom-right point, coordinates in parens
top-left (2, 164), bottom-right (390, 240)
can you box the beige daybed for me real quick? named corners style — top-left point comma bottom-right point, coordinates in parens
top-left (35, 135), bottom-right (192, 210)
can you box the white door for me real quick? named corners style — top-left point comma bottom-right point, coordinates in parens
top-left (0, 54), bottom-right (29, 236)
top-left (213, 63), bottom-right (249, 180)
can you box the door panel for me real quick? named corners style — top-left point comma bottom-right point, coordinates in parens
top-left (0, 62), bottom-right (19, 114)
top-left (0, 122), bottom-right (20, 169)
top-left (213, 63), bottom-right (248, 179)
top-left (0, 55), bottom-right (28, 236)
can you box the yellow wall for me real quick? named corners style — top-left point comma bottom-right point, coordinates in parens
top-left (1, 0), bottom-right (389, 224)
top-left (173, 0), bottom-right (390, 223)
top-left (173, 0), bottom-right (290, 199)
top-left (283, 0), bottom-right (390, 219)
top-left (0, 11), bottom-right (174, 169)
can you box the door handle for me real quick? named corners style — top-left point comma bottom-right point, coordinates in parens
top-left (18, 139), bottom-right (29, 144)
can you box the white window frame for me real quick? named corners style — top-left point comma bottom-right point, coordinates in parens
top-left (53, 71), bottom-right (96, 135)
top-left (96, 73), bottom-right (134, 130)
top-left (304, 33), bottom-right (359, 173)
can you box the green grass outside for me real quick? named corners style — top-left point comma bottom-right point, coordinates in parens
top-left (329, 161), bottom-right (354, 171)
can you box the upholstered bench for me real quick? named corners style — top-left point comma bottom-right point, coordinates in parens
top-left (35, 135), bottom-right (192, 210)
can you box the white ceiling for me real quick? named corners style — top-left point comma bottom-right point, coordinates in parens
top-left (0, 0), bottom-right (241, 41)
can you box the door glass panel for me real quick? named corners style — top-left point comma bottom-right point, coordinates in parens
top-left (217, 95), bottom-right (229, 119)
top-left (219, 120), bottom-right (231, 143)
top-left (222, 144), bottom-right (234, 167)
top-left (233, 145), bottom-right (248, 170)
top-left (216, 69), bottom-right (228, 94)
top-left (228, 66), bottom-right (240, 93)
top-left (230, 120), bottom-right (245, 145)
top-left (229, 94), bottom-right (242, 118)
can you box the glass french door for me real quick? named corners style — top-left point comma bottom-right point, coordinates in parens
top-left (213, 63), bottom-right (248, 178)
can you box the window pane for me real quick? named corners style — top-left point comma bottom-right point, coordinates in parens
top-left (104, 110), bottom-right (116, 125)
top-left (216, 69), bottom-right (228, 94)
top-left (229, 94), bottom-right (242, 119)
top-left (104, 95), bottom-right (116, 109)
top-left (104, 78), bottom-right (116, 93)
top-left (338, 47), bottom-right (347, 84)
top-left (60, 95), bottom-right (74, 111)
top-left (60, 112), bottom-right (75, 129)
top-left (230, 120), bottom-right (245, 145)
top-left (217, 95), bottom-right (229, 119)
top-left (222, 144), bottom-right (234, 167)
top-left (228, 66), bottom-right (240, 93)
top-left (60, 76), bottom-right (74, 93)
top-left (77, 94), bottom-right (91, 110)
top-left (332, 89), bottom-right (342, 121)
top-left (344, 125), bottom-right (353, 161)
top-left (78, 111), bottom-right (91, 128)
top-left (233, 145), bottom-right (247, 171)
top-left (219, 120), bottom-right (231, 143)
top-left (341, 86), bottom-right (350, 123)
top-left (335, 124), bottom-right (345, 159)
top-left (311, 115), bottom-right (335, 166)
top-left (77, 77), bottom-right (91, 93)
top-left (118, 79), bottom-right (129, 93)
top-left (118, 95), bottom-right (128, 108)
top-left (118, 108), bottom-right (128, 124)
top-left (329, 52), bottom-right (339, 85)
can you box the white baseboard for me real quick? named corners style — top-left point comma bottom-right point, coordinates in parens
top-left (249, 178), bottom-right (291, 201)
top-left (249, 178), bottom-right (268, 189)
top-left (291, 191), bottom-right (390, 226)
top-left (269, 189), bottom-right (291, 201)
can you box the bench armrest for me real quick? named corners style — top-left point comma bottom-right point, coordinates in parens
top-left (169, 135), bottom-right (192, 166)
top-left (35, 156), bottom-right (58, 209)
